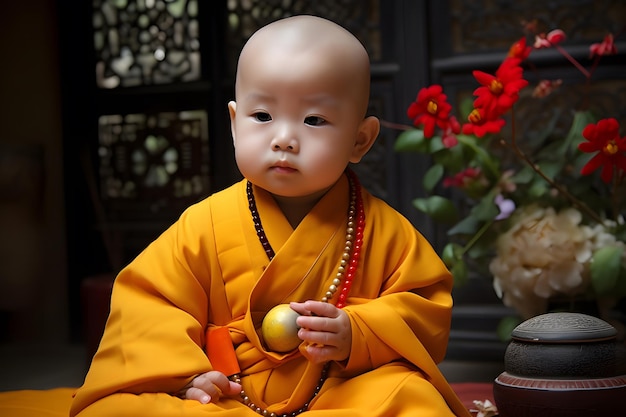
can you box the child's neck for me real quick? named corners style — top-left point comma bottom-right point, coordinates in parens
top-left (272, 188), bottom-right (330, 229)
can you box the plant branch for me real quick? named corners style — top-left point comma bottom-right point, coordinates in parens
top-left (554, 44), bottom-right (591, 79)
top-left (507, 111), bottom-right (605, 225)
top-left (379, 119), bottom-right (414, 131)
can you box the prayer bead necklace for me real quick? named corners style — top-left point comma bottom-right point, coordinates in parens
top-left (236, 170), bottom-right (365, 417)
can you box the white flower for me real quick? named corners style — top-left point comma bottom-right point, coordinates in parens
top-left (489, 205), bottom-right (596, 318)
top-left (472, 399), bottom-right (498, 417)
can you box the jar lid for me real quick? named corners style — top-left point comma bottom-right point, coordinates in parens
top-left (511, 312), bottom-right (617, 343)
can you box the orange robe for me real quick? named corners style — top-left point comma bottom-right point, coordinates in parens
top-left (0, 174), bottom-right (471, 417)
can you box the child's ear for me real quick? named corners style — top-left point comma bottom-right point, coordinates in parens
top-left (228, 101), bottom-right (237, 144)
top-left (350, 116), bottom-right (380, 163)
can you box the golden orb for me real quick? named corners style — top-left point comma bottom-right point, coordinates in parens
top-left (261, 304), bottom-right (301, 352)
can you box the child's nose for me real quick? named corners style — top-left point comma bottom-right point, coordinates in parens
top-left (271, 126), bottom-right (299, 151)
top-left (273, 142), bottom-right (295, 151)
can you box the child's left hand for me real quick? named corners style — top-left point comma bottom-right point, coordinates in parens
top-left (290, 300), bottom-right (352, 364)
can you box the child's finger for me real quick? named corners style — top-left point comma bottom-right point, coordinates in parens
top-left (184, 387), bottom-right (212, 404)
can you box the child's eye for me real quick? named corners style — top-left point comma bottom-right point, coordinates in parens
top-left (304, 116), bottom-right (326, 126)
top-left (254, 112), bottom-right (272, 122)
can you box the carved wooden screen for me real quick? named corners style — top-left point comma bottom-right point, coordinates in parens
top-left (59, 1), bottom-right (232, 340)
top-left (89, 0), bottom-right (212, 271)
top-left (428, 0), bottom-right (626, 360)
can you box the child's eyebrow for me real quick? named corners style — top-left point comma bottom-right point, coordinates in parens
top-left (242, 92), bottom-right (340, 109)
top-left (243, 92), bottom-right (276, 103)
top-left (300, 94), bottom-right (340, 108)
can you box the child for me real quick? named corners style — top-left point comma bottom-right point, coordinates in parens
top-left (1, 15), bottom-right (471, 417)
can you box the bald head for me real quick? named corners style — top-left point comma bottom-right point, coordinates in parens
top-left (235, 16), bottom-right (372, 117)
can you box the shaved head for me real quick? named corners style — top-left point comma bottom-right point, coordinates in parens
top-left (235, 15), bottom-right (372, 117)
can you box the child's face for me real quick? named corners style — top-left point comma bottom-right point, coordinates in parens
top-left (229, 37), bottom-right (374, 199)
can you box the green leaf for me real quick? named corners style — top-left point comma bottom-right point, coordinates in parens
top-left (512, 166), bottom-right (536, 184)
top-left (497, 316), bottom-right (523, 342)
top-left (459, 97), bottom-right (474, 120)
top-left (470, 194), bottom-right (499, 222)
top-left (455, 134), bottom-right (500, 179)
top-left (567, 111), bottom-right (595, 144)
top-left (431, 141), bottom-right (467, 172)
top-left (527, 178), bottom-right (549, 199)
top-left (590, 246), bottom-right (624, 295)
top-left (394, 129), bottom-right (428, 153)
top-left (412, 196), bottom-right (458, 223)
top-left (450, 260), bottom-right (469, 287)
top-left (428, 135), bottom-right (446, 153)
top-left (535, 160), bottom-right (562, 180)
top-left (447, 214), bottom-right (480, 235)
top-left (423, 164), bottom-right (444, 193)
top-left (441, 242), bottom-right (464, 267)
top-left (571, 151), bottom-right (592, 175)
top-left (441, 242), bottom-right (468, 286)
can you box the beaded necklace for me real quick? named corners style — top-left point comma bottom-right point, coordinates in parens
top-left (234, 170), bottom-right (365, 417)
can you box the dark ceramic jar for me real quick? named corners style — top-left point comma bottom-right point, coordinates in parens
top-left (493, 312), bottom-right (626, 417)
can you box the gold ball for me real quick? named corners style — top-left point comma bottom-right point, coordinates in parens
top-left (261, 304), bottom-right (301, 352)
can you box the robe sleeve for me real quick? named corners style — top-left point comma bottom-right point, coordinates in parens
top-left (340, 195), bottom-right (453, 375)
top-left (70, 198), bottom-right (219, 416)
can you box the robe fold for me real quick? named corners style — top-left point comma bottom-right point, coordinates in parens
top-left (0, 173), bottom-right (471, 417)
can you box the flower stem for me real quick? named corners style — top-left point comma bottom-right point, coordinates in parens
top-left (554, 44), bottom-right (591, 79)
top-left (461, 218), bottom-right (494, 256)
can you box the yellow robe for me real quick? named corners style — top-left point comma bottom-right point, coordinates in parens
top-left (0, 174), bottom-right (471, 417)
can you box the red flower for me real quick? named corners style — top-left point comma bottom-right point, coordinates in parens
top-left (472, 58), bottom-right (528, 116)
top-left (547, 29), bottom-right (566, 45)
top-left (533, 34), bottom-right (551, 49)
top-left (508, 37), bottom-right (532, 60)
top-left (442, 132), bottom-right (459, 148)
top-left (407, 85), bottom-right (453, 138)
top-left (461, 108), bottom-right (506, 137)
top-left (578, 118), bottom-right (626, 183)
top-left (441, 116), bottom-right (461, 148)
top-left (443, 167), bottom-right (482, 188)
top-left (590, 34), bottom-right (617, 58)
top-left (534, 29), bottom-right (566, 49)
top-left (532, 79), bottom-right (563, 98)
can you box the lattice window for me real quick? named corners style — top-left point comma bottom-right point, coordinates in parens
top-left (98, 110), bottom-right (209, 204)
top-left (93, 0), bottom-right (201, 88)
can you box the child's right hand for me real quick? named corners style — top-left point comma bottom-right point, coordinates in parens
top-left (180, 371), bottom-right (242, 404)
